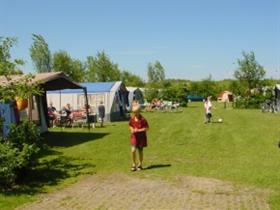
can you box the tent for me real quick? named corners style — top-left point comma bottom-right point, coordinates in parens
top-left (47, 81), bottom-right (128, 122)
top-left (0, 72), bottom-right (88, 134)
top-left (126, 87), bottom-right (145, 109)
top-left (217, 91), bottom-right (233, 102)
top-left (274, 85), bottom-right (280, 101)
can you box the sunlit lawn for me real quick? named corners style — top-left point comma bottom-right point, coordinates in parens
top-left (1, 102), bottom-right (280, 209)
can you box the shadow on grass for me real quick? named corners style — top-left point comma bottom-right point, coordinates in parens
top-left (145, 164), bottom-right (171, 170)
top-left (2, 156), bottom-right (95, 196)
top-left (210, 121), bottom-right (223, 124)
top-left (42, 131), bottom-right (109, 147)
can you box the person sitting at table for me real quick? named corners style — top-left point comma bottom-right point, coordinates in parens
top-left (48, 102), bottom-right (58, 127)
top-left (62, 103), bottom-right (73, 126)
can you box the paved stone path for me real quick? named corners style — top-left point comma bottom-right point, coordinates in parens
top-left (19, 173), bottom-right (271, 210)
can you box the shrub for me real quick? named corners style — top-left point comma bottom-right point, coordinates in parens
top-left (234, 94), bottom-right (266, 109)
top-left (144, 88), bottom-right (159, 102)
top-left (180, 101), bottom-right (188, 107)
top-left (0, 143), bottom-right (18, 187)
top-left (16, 143), bottom-right (40, 170)
top-left (0, 120), bottom-right (41, 187)
top-left (7, 120), bottom-right (41, 149)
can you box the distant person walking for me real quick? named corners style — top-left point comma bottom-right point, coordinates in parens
top-left (98, 101), bottom-right (105, 127)
top-left (204, 96), bottom-right (212, 123)
top-left (129, 101), bottom-right (149, 171)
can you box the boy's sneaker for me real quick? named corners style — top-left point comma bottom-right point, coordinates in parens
top-left (137, 165), bottom-right (143, 171)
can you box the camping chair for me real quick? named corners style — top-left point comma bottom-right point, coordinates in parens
top-left (59, 115), bottom-right (68, 129)
top-left (81, 114), bottom-right (97, 129)
top-left (88, 114), bottom-right (97, 128)
top-left (71, 111), bottom-right (85, 128)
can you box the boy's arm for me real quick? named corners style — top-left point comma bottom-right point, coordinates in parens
top-left (129, 126), bottom-right (136, 133)
top-left (137, 119), bottom-right (149, 132)
top-left (130, 126), bottom-right (148, 133)
top-left (137, 127), bottom-right (148, 132)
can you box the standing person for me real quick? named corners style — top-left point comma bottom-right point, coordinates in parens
top-left (129, 102), bottom-right (149, 171)
top-left (98, 101), bottom-right (105, 127)
top-left (204, 96), bottom-right (212, 123)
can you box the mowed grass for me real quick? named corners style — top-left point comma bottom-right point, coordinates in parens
top-left (1, 102), bottom-right (280, 209)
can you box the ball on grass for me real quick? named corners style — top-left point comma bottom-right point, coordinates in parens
top-left (218, 118), bottom-right (223, 123)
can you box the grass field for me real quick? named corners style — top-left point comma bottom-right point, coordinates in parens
top-left (1, 102), bottom-right (280, 209)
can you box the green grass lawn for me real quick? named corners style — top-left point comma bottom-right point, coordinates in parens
top-left (1, 102), bottom-right (280, 209)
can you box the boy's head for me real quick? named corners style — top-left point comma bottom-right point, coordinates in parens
top-left (132, 102), bottom-right (141, 115)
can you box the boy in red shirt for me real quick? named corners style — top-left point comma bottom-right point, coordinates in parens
top-left (129, 102), bottom-right (149, 171)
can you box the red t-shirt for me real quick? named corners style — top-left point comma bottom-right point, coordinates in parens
top-left (129, 115), bottom-right (149, 147)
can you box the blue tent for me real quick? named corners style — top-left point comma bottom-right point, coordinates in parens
top-left (47, 81), bottom-right (128, 121)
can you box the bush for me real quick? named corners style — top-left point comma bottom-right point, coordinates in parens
top-left (0, 143), bottom-right (18, 187)
top-left (7, 120), bottom-right (41, 149)
top-left (16, 143), bottom-right (40, 170)
top-left (0, 120), bottom-right (41, 187)
top-left (234, 94), bottom-right (266, 109)
top-left (144, 88), bottom-right (159, 102)
top-left (180, 101), bottom-right (188, 107)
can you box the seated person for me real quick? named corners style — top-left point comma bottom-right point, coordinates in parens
top-left (48, 102), bottom-right (57, 126)
top-left (62, 103), bottom-right (73, 125)
top-left (63, 103), bottom-right (72, 116)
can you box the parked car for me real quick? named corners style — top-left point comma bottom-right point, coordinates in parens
top-left (186, 95), bottom-right (204, 102)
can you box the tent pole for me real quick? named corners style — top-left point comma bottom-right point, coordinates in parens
top-left (59, 90), bottom-right (61, 112)
top-left (84, 88), bottom-right (90, 131)
top-left (28, 96), bottom-right (33, 121)
top-left (60, 90), bottom-right (62, 132)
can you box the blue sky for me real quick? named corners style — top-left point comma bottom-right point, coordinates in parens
top-left (0, 0), bottom-right (279, 80)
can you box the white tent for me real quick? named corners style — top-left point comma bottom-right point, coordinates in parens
top-left (126, 87), bottom-right (145, 109)
top-left (217, 91), bottom-right (233, 102)
top-left (47, 81), bottom-right (128, 122)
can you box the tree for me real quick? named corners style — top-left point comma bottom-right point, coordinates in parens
top-left (120, 70), bottom-right (145, 87)
top-left (144, 88), bottom-right (159, 102)
top-left (0, 40), bottom-right (43, 188)
top-left (71, 59), bottom-right (86, 82)
top-left (0, 74), bottom-right (42, 103)
top-left (189, 75), bottom-right (218, 98)
top-left (147, 61), bottom-right (165, 83)
top-left (161, 82), bottom-right (188, 103)
top-left (30, 34), bottom-right (52, 73)
top-left (0, 37), bottom-right (24, 75)
top-left (85, 51), bottom-right (121, 82)
top-left (234, 51), bottom-right (266, 90)
top-left (228, 80), bottom-right (246, 96)
top-left (200, 75), bottom-right (218, 98)
top-left (85, 56), bottom-right (98, 82)
top-left (53, 51), bottom-right (85, 82)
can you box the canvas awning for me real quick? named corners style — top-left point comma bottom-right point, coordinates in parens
top-left (0, 72), bottom-right (84, 91)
